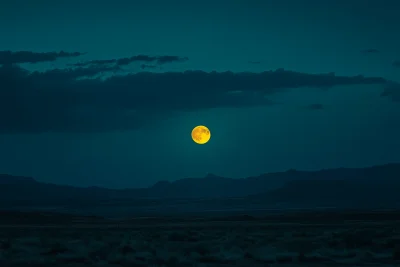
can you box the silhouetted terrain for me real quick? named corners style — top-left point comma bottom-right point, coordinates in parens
top-left (2, 165), bottom-right (400, 266)
top-left (1, 163), bottom-right (400, 215)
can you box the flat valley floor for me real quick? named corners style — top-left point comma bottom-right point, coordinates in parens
top-left (0, 210), bottom-right (400, 266)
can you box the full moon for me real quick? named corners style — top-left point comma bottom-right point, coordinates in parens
top-left (191, 125), bottom-right (211, 144)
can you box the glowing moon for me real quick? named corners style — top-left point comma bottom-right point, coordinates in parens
top-left (191, 125), bottom-right (211, 144)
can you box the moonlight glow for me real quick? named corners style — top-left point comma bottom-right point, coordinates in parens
top-left (191, 125), bottom-right (211, 144)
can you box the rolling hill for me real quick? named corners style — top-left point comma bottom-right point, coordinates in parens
top-left (1, 163), bottom-right (400, 211)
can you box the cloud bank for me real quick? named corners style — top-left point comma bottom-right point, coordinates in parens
top-left (0, 50), bottom-right (394, 134)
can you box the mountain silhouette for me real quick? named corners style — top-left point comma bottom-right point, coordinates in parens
top-left (0, 174), bottom-right (37, 184)
top-left (1, 163), bottom-right (400, 210)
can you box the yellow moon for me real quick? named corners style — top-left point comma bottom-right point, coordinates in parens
top-left (191, 125), bottom-right (211, 144)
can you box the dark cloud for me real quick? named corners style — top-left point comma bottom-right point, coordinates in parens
top-left (361, 49), bottom-right (379, 54)
top-left (156, 56), bottom-right (188, 65)
top-left (0, 63), bottom-right (389, 134)
top-left (0, 51), bottom-right (84, 65)
top-left (304, 104), bottom-right (325, 110)
top-left (71, 55), bottom-right (188, 68)
top-left (393, 60), bottom-right (400, 68)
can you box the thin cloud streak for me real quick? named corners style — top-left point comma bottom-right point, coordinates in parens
top-left (0, 51), bottom-right (85, 65)
top-left (304, 104), bottom-right (325, 110)
top-left (70, 55), bottom-right (188, 67)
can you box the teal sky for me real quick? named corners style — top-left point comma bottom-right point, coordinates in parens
top-left (0, 0), bottom-right (399, 188)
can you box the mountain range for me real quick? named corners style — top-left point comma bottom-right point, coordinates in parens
top-left (1, 163), bottom-right (400, 213)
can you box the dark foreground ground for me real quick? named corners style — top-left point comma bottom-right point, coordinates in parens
top-left (0, 210), bottom-right (400, 266)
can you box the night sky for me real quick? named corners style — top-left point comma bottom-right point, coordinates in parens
top-left (1, 0), bottom-right (399, 188)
